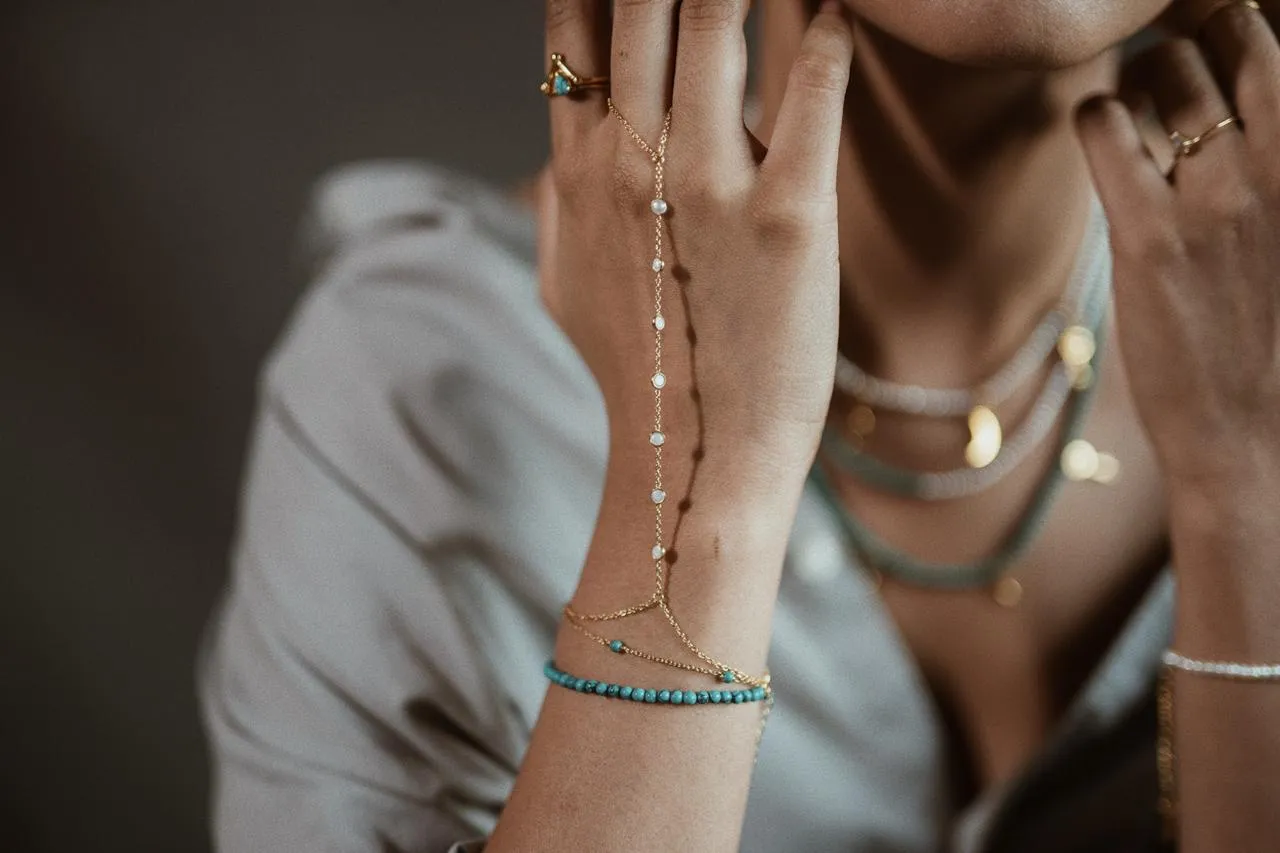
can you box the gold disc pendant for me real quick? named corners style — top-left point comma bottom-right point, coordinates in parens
top-left (992, 577), bottom-right (1024, 609)
top-left (965, 405), bottom-right (1003, 469)
top-left (846, 404), bottom-right (876, 448)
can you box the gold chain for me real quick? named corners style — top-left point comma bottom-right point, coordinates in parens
top-left (560, 100), bottom-right (768, 692)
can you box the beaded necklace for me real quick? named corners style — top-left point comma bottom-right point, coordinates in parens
top-left (812, 225), bottom-right (1114, 607)
top-left (822, 219), bottom-right (1112, 501)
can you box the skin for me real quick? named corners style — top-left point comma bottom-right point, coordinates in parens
top-left (495, 0), bottom-right (1280, 850)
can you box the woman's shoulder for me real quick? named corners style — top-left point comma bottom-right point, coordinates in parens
top-left (298, 160), bottom-right (537, 276)
top-left (256, 160), bottom-right (603, 534)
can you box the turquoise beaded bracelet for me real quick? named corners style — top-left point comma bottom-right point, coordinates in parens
top-left (544, 661), bottom-right (770, 705)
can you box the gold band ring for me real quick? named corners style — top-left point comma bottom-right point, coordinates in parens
top-left (539, 53), bottom-right (609, 98)
top-left (1170, 115), bottom-right (1242, 161)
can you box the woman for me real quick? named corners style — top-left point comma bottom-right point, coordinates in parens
top-left (200, 0), bottom-right (1280, 850)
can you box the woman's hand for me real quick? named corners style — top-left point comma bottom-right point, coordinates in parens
top-left (1076, 1), bottom-right (1280, 502)
top-left (541, 0), bottom-right (854, 479)
top-left (1077, 13), bottom-right (1280, 850)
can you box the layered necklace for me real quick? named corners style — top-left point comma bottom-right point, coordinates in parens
top-left (815, 201), bottom-right (1118, 607)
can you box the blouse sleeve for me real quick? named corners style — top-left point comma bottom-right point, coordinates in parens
top-left (199, 401), bottom-right (504, 852)
top-left (197, 163), bottom-right (581, 852)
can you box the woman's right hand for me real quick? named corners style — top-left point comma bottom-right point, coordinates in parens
top-left (540, 0), bottom-right (855, 480)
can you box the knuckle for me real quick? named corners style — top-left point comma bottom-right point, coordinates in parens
top-left (545, 0), bottom-right (586, 33)
top-left (1082, 97), bottom-right (1129, 134)
top-left (551, 155), bottom-right (592, 201)
top-left (747, 191), bottom-right (831, 246)
top-left (1123, 225), bottom-right (1185, 270)
top-left (1160, 36), bottom-right (1201, 66)
top-left (606, 157), bottom-right (652, 214)
top-left (1196, 183), bottom-right (1260, 234)
top-left (679, 0), bottom-right (744, 31)
top-left (675, 174), bottom-right (738, 213)
top-left (790, 51), bottom-right (849, 95)
top-left (613, 0), bottom-right (677, 22)
top-left (1209, 184), bottom-right (1256, 219)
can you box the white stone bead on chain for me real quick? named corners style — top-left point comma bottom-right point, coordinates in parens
top-left (834, 317), bottom-right (1066, 417)
top-left (644, 116), bottom-right (673, 569)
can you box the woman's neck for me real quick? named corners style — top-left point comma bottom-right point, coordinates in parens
top-left (761, 13), bottom-right (1120, 386)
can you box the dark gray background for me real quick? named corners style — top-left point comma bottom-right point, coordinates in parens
top-left (0, 4), bottom-right (547, 851)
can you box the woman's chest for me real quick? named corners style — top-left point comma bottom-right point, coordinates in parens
top-left (876, 428), bottom-right (1169, 797)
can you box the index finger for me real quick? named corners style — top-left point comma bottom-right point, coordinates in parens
top-left (761, 3), bottom-right (855, 198)
top-left (545, 0), bottom-right (611, 150)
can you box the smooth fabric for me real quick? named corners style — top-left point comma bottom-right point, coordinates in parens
top-left (199, 163), bottom-right (1174, 853)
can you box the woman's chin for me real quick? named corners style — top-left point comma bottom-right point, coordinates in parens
top-left (847, 0), bottom-right (1168, 70)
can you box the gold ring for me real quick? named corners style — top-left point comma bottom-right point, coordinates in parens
top-left (1169, 115), bottom-right (1242, 161)
top-left (539, 53), bottom-right (609, 98)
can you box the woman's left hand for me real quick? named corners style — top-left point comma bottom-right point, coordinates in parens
top-left (1076, 0), bottom-right (1280, 502)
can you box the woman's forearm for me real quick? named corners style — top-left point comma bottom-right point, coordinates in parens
top-left (1167, 473), bottom-right (1280, 853)
top-left (509, 2), bottom-right (853, 845)
top-left (488, 440), bottom-right (808, 853)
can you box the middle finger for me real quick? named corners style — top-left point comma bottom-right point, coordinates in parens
top-left (611, 0), bottom-right (680, 137)
top-left (672, 0), bottom-right (752, 142)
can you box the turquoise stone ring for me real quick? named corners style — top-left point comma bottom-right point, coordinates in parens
top-left (539, 53), bottom-right (609, 98)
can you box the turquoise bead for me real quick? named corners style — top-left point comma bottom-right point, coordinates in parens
top-left (609, 639), bottom-right (625, 653)
top-left (721, 671), bottom-right (735, 683)
top-left (552, 74), bottom-right (571, 96)
top-left (543, 660), bottom-right (769, 708)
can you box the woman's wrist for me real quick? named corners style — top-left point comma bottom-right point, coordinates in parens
top-left (568, 447), bottom-right (808, 678)
top-left (1168, 467), bottom-right (1280, 658)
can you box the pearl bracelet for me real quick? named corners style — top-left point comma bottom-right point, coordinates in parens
top-left (1162, 649), bottom-right (1280, 680)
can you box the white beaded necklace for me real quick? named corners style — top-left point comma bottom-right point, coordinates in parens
top-left (833, 201), bottom-right (1107, 419)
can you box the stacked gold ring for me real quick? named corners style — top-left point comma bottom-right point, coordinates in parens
top-left (540, 53), bottom-right (609, 97)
